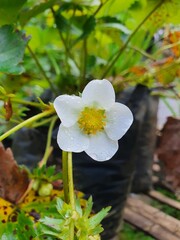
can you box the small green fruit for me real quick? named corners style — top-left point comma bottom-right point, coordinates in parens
top-left (32, 179), bottom-right (40, 191)
top-left (38, 182), bottom-right (53, 197)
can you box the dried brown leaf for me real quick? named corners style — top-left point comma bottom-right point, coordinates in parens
top-left (0, 143), bottom-right (29, 203)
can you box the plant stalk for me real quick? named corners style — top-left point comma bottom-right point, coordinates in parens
top-left (62, 151), bottom-right (70, 203)
top-left (68, 152), bottom-right (75, 240)
top-left (67, 152), bottom-right (75, 210)
top-left (41, 116), bottom-right (57, 166)
top-left (0, 108), bottom-right (55, 141)
top-left (62, 151), bottom-right (75, 239)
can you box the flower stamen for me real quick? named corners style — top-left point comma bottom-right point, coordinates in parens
top-left (78, 107), bottom-right (106, 135)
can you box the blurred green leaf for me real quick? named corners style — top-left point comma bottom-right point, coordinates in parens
top-left (55, 11), bottom-right (72, 32)
top-left (40, 216), bottom-right (64, 231)
top-left (88, 206), bottom-right (111, 229)
top-left (83, 196), bottom-right (93, 218)
top-left (97, 0), bottom-right (138, 16)
top-left (0, 0), bottom-right (27, 26)
top-left (15, 212), bottom-right (37, 240)
top-left (74, 15), bottom-right (96, 44)
top-left (0, 25), bottom-right (30, 74)
top-left (19, 0), bottom-right (58, 26)
top-left (31, 165), bottom-right (62, 182)
top-left (128, 0), bottom-right (180, 33)
top-left (0, 86), bottom-right (6, 95)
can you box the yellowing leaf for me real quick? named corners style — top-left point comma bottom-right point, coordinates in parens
top-left (0, 197), bottom-right (14, 223)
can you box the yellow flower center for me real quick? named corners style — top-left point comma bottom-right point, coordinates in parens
top-left (78, 107), bottom-right (106, 135)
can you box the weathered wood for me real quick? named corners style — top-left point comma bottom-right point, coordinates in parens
top-left (148, 190), bottom-right (180, 210)
top-left (123, 196), bottom-right (180, 239)
top-left (124, 208), bottom-right (179, 240)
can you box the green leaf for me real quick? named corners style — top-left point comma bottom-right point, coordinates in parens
top-left (46, 165), bottom-right (56, 178)
top-left (31, 165), bottom-right (62, 183)
top-left (37, 224), bottom-right (60, 238)
top-left (0, 25), bottom-right (30, 74)
top-left (128, 0), bottom-right (180, 33)
top-left (82, 15), bottom-right (96, 38)
top-left (56, 198), bottom-right (72, 220)
top-left (97, 0), bottom-right (137, 16)
top-left (0, 86), bottom-right (6, 95)
top-left (0, 0), bottom-right (27, 26)
top-left (19, 190), bottom-right (62, 220)
top-left (15, 212), bottom-right (37, 240)
top-left (19, 0), bottom-right (58, 26)
top-left (88, 206), bottom-right (111, 229)
top-left (83, 196), bottom-right (93, 218)
top-left (40, 217), bottom-right (64, 231)
top-left (72, 15), bottom-right (96, 45)
top-left (56, 197), bottom-right (64, 210)
top-left (0, 212), bottom-right (37, 240)
top-left (75, 198), bottom-right (83, 216)
top-left (0, 223), bottom-right (15, 239)
top-left (99, 22), bottom-right (131, 35)
top-left (1, 232), bottom-right (15, 240)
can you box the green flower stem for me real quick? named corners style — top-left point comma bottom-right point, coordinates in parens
top-left (10, 98), bottom-right (43, 108)
top-left (62, 151), bottom-right (69, 203)
top-left (33, 117), bottom-right (53, 128)
top-left (62, 151), bottom-right (75, 239)
top-left (41, 116), bottom-right (57, 166)
top-left (67, 151), bottom-right (75, 240)
top-left (128, 46), bottom-right (156, 61)
top-left (101, 0), bottom-right (164, 78)
top-left (0, 97), bottom-right (43, 108)
top-left (67, 152), bottom-right (75, 210)
top-left (0, 108), bottom-right (55, 142)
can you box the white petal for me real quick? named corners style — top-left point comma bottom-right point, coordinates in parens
top-left (105, 102), bottom-right (133, 141)
top-left (57, 124), bottom-right (89, 152)
top-left (54, 95), bottom-right (83, 127)
top-left (85, 132), bottom-right (118, 161)
top-left (82, 79), bottom-right (115, 109)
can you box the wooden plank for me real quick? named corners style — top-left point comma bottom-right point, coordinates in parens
top-left (148, 190), bottom-right (180, 210)
top-left (126, 197), bottom-right (180, 233)
top-left (123, 196), bottom-right (180, 239)
top-left (124, 208), bottom-right (179, 240)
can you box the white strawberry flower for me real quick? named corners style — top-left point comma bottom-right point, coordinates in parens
top-left (54, 79), bottom-right (133, 161)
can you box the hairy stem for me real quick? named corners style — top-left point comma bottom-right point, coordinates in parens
top-left (67, 152), bottom-right (75, 210)
top-left (62, 151), bottom-right (75, 239)
top-left (62, 151), bottom-right (70, 203)
top-left (67, 152), bottom-right (75, 240)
